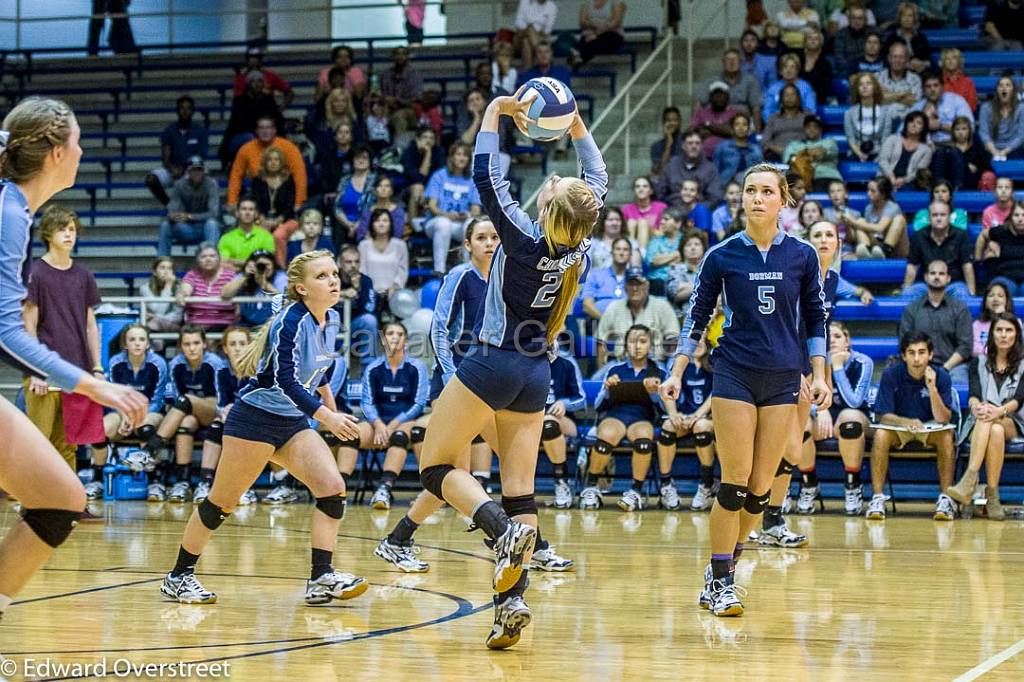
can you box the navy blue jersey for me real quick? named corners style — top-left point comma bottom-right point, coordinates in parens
top-left (108, 351), bottom-right (167, 414)
top-left (547, 351), bottom-right (586, 413)
top-left (673, 358), bottom-right (713, 415)
top-left (0, 183), bottom-right (86, 391)
top-left (833, 350), bottom-right (873, 411)
top-left (873, 361), bottom-right (953, 421)
top-left (238, 302), bottom-right (338, 419)
top-left (431, 262), bottom-right (488, 383)
top-left (325, 356), bottom-right (352, 413)
top-left (472, 130), bottom-right (607, 355)
top-left (681, 231), bottom-right (828, 372)
top-left (360, 356), bottom-right (429, 424)
top-left (165, 351), bottom-right (224, 404)
top-left (216, 363), bottom-right (242, 409)
top-left (594, 360), bottom-right (666, 416)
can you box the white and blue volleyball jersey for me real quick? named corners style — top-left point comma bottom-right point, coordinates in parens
top-left (0, 182), bottom-right (88, 391)
top-left (165, 351), bottom-right (223, 405)
top-left (667, 355), bottom-right (712, 415)
top-left (360, 356), bottom-right (430, 424)
top-left (431, 261), bottom-right (488, 384)
top-left (547, 350), bottom-right (586, 414)
top-left (681, 231), bottom-right (828, 372)
top-left (471, 130), bottom-right (607, 355)
top-left (216, 363), bottom-right (242, 409)
top-left (108, 350), bottom-right (167, 413)
top-left (237, 301), bottom-right (338, 419)
top-left (595, 359), bottom-right (666, 421)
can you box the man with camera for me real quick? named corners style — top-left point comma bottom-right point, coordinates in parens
top-left (336, 245), bottom-right (378, 362)
top-left (217, 195), bottom-right (276, 270)
top-left (220, 250), bottom-right (285, 328)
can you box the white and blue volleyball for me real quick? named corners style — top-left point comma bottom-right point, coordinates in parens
top-left (517, 77), bottom-right (576, 141)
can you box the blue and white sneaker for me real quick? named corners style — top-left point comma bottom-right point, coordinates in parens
top-left (492, 521), bottom-right (536, 593)
top-left (708, 577), bottom-right (746, 617)
top-left (160, 572), bottom-right (216, 604)
top-left (304, 571), bottom-right (368, 605)
top-left (485, 595), bottom-right (532, 650)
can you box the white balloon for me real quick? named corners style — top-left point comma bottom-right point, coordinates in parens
top-left (390, 288), bottom-right (419, 320)
top-left (405, 308), bottom-right (436, 365)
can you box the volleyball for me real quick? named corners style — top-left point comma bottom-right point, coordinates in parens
top-left (516, 77), bottom-right (577, 141)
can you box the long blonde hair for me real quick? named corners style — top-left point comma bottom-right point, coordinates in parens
top-left (0, 97), bottom-right (74, 183)
top-left (542, 179), bottom-right (601, 345)
top-left (259, 146), bottom-right (289, 179)
top-left (236, 249), bottom-right (335, 377)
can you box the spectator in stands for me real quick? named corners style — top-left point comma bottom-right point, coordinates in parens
top-left (899, 259), bottom-right (973, 386)
top-left (711, 181), bottom-right (741, 243)
top-left (911, 71), bottom-right (973, 146)
top-left (714, 113), bottom-right (764, 186)
top-left (983, 176), bottom-right (1016, 231)
top-left (142, 257), bottom-right (184, 334)
top-left (23, 206), bottom-right (104, 473)
top-left (381, 46), bottom-right (424, 136)
top-left (217, 196), bottom-right (274, 270)
top-left (581, 236), bottom-right (632, 320)
top-left (762, 83), bottom-right (809, 161)
top-left (844, 72), bottom-right (892, 162)
top-left (359, 209), bottom-right (409, 304)
top-left (697, 49), bottom-right (764, 127)
top-left (596, 267), bottom-right (679, 365)
top-left (491, 42), bottom-right (519, 95)
top-left (234, 46), bottom-right (294, 106)
top-left (226, 117), bottom-right (306, 213)
top-left (146, 95), bottom-right (208, 206)
top-left (763, 53), bottom-right (818, 124)
top-left (948, 311), bottom-right (1022, 521)
top-left (333, 146), bottom-right (378, 248)
top-left (87, 0), bottom-right (136, 55)
top-left (979, 76), bottom-right (1024, 161)
top-left (879, 111), bottom-right (932, 190)
top-left (364, 93), bottom-right (393, 154)
top-left (982, 202), bottom-right (1024, 296)
top-left (622, 177), bottom-right (665, 250)
top-left (571, 0), bottom-right (627, 67)
top-left (940, 48), bottom-right (977, 113)
top-left (832, 3), bottom-right (872, 76)
top-left (401, 127), bottom-right (444, 221)
top-left (666, 229), bottom-right (707, 315)
top-left (866, 330), bottom-right (957, 521)
top-left (518, 40), bottom-right (573, 87)
top-left (759, 20), bottom-right (785, 56)
top-left (656, 129), bottom-right (723, 207)
top-left (917, 0), bottom-right (959, 29)
top-left (878, 41), bottom-right (922, 120)
top-left (974, 282), bottom-right (1015, 357)
top-left (677, 179), bottom-right (712, 233)
top-left (177, 244), bottom-right (238, 330)
top-left (779, 171), bottom-right (808, 234)
top-left (645, 206), bottom-right (685, 286)
top-left (356, 176), bottom-right (407, 242)
top-left (798, 28), bottom-right (833, 105)
top-left (824, 179), bottom-right (864, 256)
top-left (219, 72), bottom-right (285, 168)
top-left (883, 3), bottom-right (931, 74)
top-left (983, 0), bottom-right (1024, 52)
top-left (777, 0), bottom-right (820, 49)
top-left (220, 250), bottom-right (285, 328)
top-left (912, 180), bottom-right (968, 233)
top-left (458, 87), bottom-right (515, 174)
top-left (249, 147), bottom-right (300, 266)
top-left (796, 199), bottom-right (824, 238)
top-left (739, 29), bottom-right (777, 90)
top-left (650, 106), bottom-right (684, 176)
top-left (403, 0), bottom-right (426, 45)
top-left (286, 209), bottom-right (334, 266)
top-left (306, 88), bottom-right (359, 160)
top-left (590, 206), bottom-right (643, 269)
top-left (690, 82), bottom-right (737, 159)
top-left (158, 156), bottom-right (221, 257)
top-left (337, 245), bottom-right (379, 360)
top-left (315, 121), bottom-right (355, 201)
top-left (423, 142), bottom-right (482, 274)
top-left (932, 116), bottom-right (994, 191)
top-left (784, 113), bottom-right (842, 192)
top-left (316, 45), bottom-right (367, 101)
top-left (514, 0), bottom-right (558, 69)
top-left (845, 176), bottom-right (907, 258)
top-left (845, 29), bottom-right (885, 78)
top-left (903, 203), bottom-right (976, 300)
top-left (823, 0), bottom-right (876, 34)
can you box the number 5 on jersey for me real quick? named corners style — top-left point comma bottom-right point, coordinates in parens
top-left (758, 285), bottom-right (775, 315)
top-left (532, 272), bottom-right (562, 309)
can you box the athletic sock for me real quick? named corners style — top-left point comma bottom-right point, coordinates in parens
top-left (534, 527), bottom-right (548, 551)
top-left (552, 463), bottom-right (565, 481)
top-left (710, 554), bottom-right (733, 581)
top-left (732, 543), bottom-right (745, 562)
top-left (700, 465), bottom-right (715, 488)
top-left (311, 548), bottom-right (333, 581)
top-left (585, 470), bottom-right (597, 488)
top-left (472, 470), bottom-right (491, 488)
top-left (174, 463), bottom-right (191, 484)
top-left (496, 571), bottom-right (529, 602)
top-left (171, 546), bottom-right (201, 577)
top-left (199, 467), bottom-right (215, 484)
top-left (471, 500), bottom-right (509, 540)
top-left (388, 516), bottom-right (419, 545)
top-left (380, 470), bottom-right (398, 489)
top-left (146, 434), bottom-right (169, 453)
top-left (801, 469), bottom-right (819, 488)
top-left (763, 505), bottom-right (784, 530)
top-left (845, 467), bottom-right (861, 489)
top-left (659, 474), bottom-right (673, 488)
top-left (631, 479), bottom-right (644, 492)
top-left (92, 464), bottom-right (104, 482)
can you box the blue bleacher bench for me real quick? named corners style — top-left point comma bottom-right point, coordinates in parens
top-left (921, 28), bottom-right (980, 49)
top-left (807, 191), bottom-right (1024, 214)
top-left (834, 295), bottom-right (1024, 321)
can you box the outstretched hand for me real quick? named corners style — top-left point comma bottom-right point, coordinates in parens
top-left (494, 93), bottom-right (535, 136)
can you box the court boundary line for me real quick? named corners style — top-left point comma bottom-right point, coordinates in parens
top-left (953, 639), bottom-right (1024, 681)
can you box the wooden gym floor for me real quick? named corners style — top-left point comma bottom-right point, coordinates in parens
top-left (1, 498), bottom-right (1022, 681)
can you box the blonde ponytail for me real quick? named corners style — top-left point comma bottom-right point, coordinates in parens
top-left (235, 249), bottom-right (336, 377)
top-left (542, 179), bottom-right (600, 345)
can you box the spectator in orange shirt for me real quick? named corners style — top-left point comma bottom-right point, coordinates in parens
top-left (940, 48), bottom-right (977, 113)
top-left (218, 72), bottom-right (285, 168)
top-left (227, 116), bottom-right (307, 212)
top-left (233, 45), bottom-right (294, 107)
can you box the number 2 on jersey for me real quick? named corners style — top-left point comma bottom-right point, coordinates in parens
top-left (757, 285), bottom-right (775, 315)
top-left (532, 272), bottom-right (562, 309)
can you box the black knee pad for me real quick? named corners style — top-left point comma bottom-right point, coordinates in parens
top-left (802, 431), bottom-right (812, 443)
top-left (743, 490), bottom-right (770, 515)
top-left (339, 435), bottom-right (360, 449)
top-left (694, 432), bottom-right (714, 447)
top-left (411, 426), bottom-right (426, 444)
top-left (20, 508), bottom-right (81, 548)
top-left (716, 483), bottom-right (749, 512)
top-left (471, 434), bottom-right (486, 445)
top-left (206, 420), bottom-right (224, 445)
top-left (594, 438), bottom-right (614, 455)
top-left (776, 459), bottom-right (796, 476)
top-left (839, 421), bottom-right (864, 440)
top-left (134, 423), bottom-right (156, 441)
top-left (502, 494), bottom-right (538, 517)
top-left (315, 493), bottom-right (346, 519)
top-left (176, 426), bottom-right (194, 437)
top-left (542, 418), bottom-right (562, 442)
top-left (173, 395), bottom-right (193, 415)
top-left (420, 464), bottom-right (455, 499)
top-left (657, 429), bottom-right (678, 446)
top-left (389, 430), bottom-right (410, 449)
top-left (197, 499), bottom-right (231, 531)
top-left (321, 431), bottom-right (341, 448)
top-left (632, 438), bottom-right (654, 455)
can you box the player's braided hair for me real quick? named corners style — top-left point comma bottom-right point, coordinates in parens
top-left (0, 98), bottom-right (74, 183)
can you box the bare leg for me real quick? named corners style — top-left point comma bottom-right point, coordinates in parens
top-left (274, 430), bottom-right (349, 552)
top-left (870, 429), bottom-right (894, 498)
top-left (737, 403), bottom-right (797, 543)
top-left (708, 398), bottom-right (757, 557)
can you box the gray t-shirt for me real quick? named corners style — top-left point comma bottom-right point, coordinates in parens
top-left (864, 199), bottom-right (901, 224)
